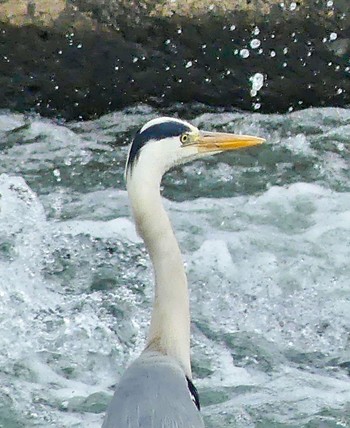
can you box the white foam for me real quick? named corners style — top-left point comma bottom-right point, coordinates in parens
top-left (59, 218), bottom-right (141, 243)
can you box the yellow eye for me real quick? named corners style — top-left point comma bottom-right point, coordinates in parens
top-left (180, 133), bottom-right (189, 144)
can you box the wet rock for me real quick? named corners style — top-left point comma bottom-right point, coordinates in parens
top-left (0, 0), bottom-right (349, 119)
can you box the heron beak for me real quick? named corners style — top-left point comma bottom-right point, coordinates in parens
top-left (192, 131), bottom-right (265, 152)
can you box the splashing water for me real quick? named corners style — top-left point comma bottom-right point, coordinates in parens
top-left (0, 106), bottom-right (349, 427)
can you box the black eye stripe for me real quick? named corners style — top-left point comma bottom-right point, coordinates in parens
top-left (127, 121), bottom-right (192, 170)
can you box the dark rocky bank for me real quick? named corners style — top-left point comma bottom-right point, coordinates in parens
top-left (0, 0), bottom-right (349, 120)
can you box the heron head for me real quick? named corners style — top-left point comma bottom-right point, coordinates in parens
top-left (125, 117), bottom-right (264, 180)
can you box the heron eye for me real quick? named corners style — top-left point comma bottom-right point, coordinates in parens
top-left (180, 133), bottom-right (189, 144)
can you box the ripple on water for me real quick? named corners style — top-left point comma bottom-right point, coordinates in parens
top-left (0, 106), bottom-right (349, 426)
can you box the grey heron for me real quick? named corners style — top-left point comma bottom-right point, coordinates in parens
top-left (102, 117), bottom-right (264, 427)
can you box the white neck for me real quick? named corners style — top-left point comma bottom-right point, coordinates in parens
top-left (126, 162), bottom-right (191, 378)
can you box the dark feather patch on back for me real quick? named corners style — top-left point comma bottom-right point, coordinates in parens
top-left (186, 376), bottom-right (201, 411)
top-left (127, 120), bottom-right (191, 170)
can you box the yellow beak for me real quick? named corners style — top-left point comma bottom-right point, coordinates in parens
top-left (192, 131), bottom-right (265, 152)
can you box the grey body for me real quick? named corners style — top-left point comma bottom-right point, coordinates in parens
top-left (102, 352), bottom-right (204, 428)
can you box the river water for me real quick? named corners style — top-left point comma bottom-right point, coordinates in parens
top-left (0, 105), bottom-right (349, 427)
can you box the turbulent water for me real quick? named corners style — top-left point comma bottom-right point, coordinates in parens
top-left (0, 105), bottom-right (349, 428)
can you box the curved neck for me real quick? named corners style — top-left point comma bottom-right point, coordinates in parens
top-left (127, 166), bottom-right (191, 377)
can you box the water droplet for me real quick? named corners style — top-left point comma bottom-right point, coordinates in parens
top-left (77, 43), bottom-right (83, 49)
top-left (230, 25), bottom-right (236, 31)
top-left (249, 72), bottom-right (264, 97)
top-left (250, 39), bottom-right (261, 49)
top-left (329, 32), bottom-right (337, 41)
top-left (253, 26), bottom-right (260, 36)
top-left (185, 61), bottom-right (193, 68)
top-left (290, 2), bottom-right (297, 11)
top-left (327, 0), bottom-right (333, 6)
top-left (270, 50), bottom-right (276, 57)
top-left (239, 49), bottom-right (250, 58)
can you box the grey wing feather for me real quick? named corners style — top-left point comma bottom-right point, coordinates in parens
top-left (102, 352), bottom-right (205, 428)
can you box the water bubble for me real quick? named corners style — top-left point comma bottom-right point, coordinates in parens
top-left (77, 43), bottom-right (83, 49)
top-left (250, 39), bottom-right (261, 49)
top-left (253, 27), bottom-right (260, 36)
top-left (327, 0), bottom-right (333, 6)
top-left (290, 2), bottom-right (297, 11)
top-left (329, 32), bottom-right (337, 41)
top-left (270, 50), bottom-right (276, 57)
top-left (53, 169), bottom-right (61, 182)
top-left (185, 61), bottom-right (193, 68)
top-left (230, 25), bottom-right (236, 31)
top-left (133, 57), bottom-right (138, 63)
top-left (249, 72), bottom-right (264, 97)
top-left (165, 39), bottom-right (171, 45)
top-left (239, 49), bottom-right (250, 58)
top-left (283, 47), bottom-right (288, 54)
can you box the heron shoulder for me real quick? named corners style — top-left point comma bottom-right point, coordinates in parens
top-left (102, 352), bottom-right (204, 428)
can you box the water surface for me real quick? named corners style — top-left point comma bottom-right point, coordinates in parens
top-left (0, 106), bottom-right (349, 427)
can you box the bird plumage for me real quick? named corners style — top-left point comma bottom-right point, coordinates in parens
top-left (102, 352), bottom-right (203, 428)
top-left (102, 117), bottom-right (264, 427)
